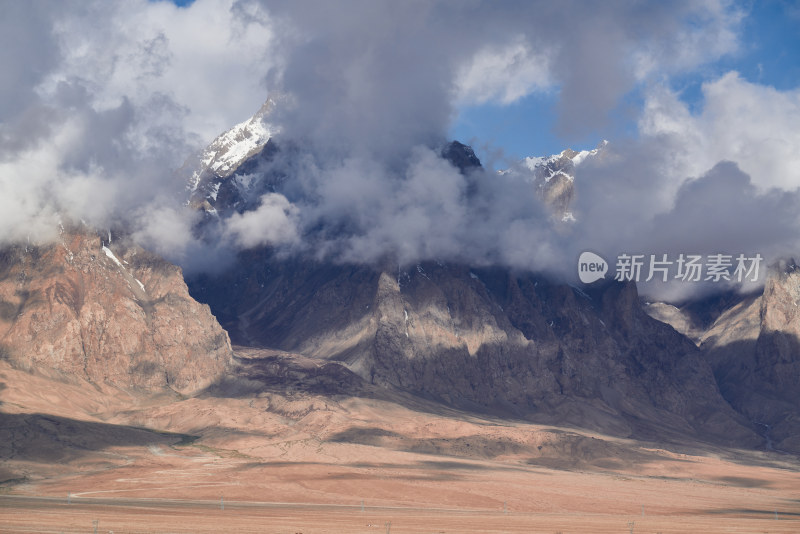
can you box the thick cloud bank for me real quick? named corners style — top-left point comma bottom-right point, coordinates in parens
top-left (0, 0), bottom-right (276, 246)
top-left (2, 0), bottom-right (798, 298)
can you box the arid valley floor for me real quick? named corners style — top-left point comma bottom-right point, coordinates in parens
top-left (1, 350), bottom-right (799, 533)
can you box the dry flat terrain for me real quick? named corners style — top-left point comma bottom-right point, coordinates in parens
top-left (1, 356), bottom-right (799, 533)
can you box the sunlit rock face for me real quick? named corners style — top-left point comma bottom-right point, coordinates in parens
top-left (0, 227), bottom-right (232, 394)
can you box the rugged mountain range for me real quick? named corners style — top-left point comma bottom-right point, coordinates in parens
top-left (189, 250), bottom-right (763, 447)
top-left (179, 102), bottom-right (798, 451)
top-left (0, 227), bottom-right (231, 394)
top-left (1, 100), bottom-right (797, 457)
top-left (646, 260), bottom-right (800, 452)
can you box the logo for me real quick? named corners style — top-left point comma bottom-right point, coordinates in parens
top-left (578, 251), bottom-right (608, 284)
top-left (577, 251), bottom-right (763, 284)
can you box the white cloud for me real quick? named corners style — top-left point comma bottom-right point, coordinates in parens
top-left (0, 113), bottom-right (116, 245)
top-left (631, 0), bottom-right (743, 80)
top-left (38, 0), bottom-right (277, 147)
top-left (640, 72), bottom-right (800, 191)
top-left (0, 0), bottom-right (278, 249)
top-left (224, 193), bottom-right (299, 248)
top-left (455, 37), bottom-right (554, 105)
top-left (133, 204), bottom-right (200, 262)
top-left (338, 146), bottom-right (470, 265)
top-left (1, 0), bottom-right (788, 294)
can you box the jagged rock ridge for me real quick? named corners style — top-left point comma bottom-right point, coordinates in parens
top-left (649, 261), bottom-right (800, 452)
top-left (0, 227), bottom-right (232, 393)
top-left (189, 249), bottom-right (759, 446)
top-left (180, 105), bottom-right (768, 447)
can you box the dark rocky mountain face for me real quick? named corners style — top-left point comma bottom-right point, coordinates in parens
top-left (181, 127), bottom-right (775, 450)
top-left (189, 138), bottom-right (283, 219)
top-left (440, 141), bottom-right (482, 174)
top-left (171, 104), bottom-right (799, 452)
top-left (188, 251), bottom-right (759, 447)
top-left (0, 228), bottom-right (232, 394)
top-left (694, 261), bottom-right (800, 452)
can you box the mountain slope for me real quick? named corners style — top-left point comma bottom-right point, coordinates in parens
top-left (178, 113), bottom-right (763, 448)
top-left (698, 262), bottom-right (800, 452)
top-left (184, 98), bottom-right (278, 216)
top-left (0, 227), bottom-right (232, 393)
top-left (189, 251), bottom-right (759, 447)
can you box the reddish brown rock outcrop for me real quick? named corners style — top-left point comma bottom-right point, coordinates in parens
top-left (0, 228), bottom-right (231, 394)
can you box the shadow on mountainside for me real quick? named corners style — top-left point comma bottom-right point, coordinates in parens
top-left (208, 348), bottom-right (370, 398)
top-left (192, 346), bottom-right (788, 469)
top-left (327, 424), bottom-right (678, 472)
top-left (704, 332), bottom-right (800, 455)
top-left (199, 347), bottom-right (494, 424)
top-left (0, 411), bottom-right (195, 486)
top-left (188, 253), bottom-right (771, 454)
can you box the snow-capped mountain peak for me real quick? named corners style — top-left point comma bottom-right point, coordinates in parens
top-left (502, 141), bottom-right (607, 222)
top-left (519, 141), bottom-right (605, 183)
top-left (186, 98), bottom-right (278, 196)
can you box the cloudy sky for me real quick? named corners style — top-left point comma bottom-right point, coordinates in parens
top-left (1, 0), bottom-right (799, 298)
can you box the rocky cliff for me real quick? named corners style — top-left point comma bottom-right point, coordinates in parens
top-left (180, 113), bottom-right (762, 448)
top-left (0, 227), bottom-right (232, 394)
top-left (698, 261), bottom-right (800, 452)
top-left (189, 252), bottom-right (759, 447)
